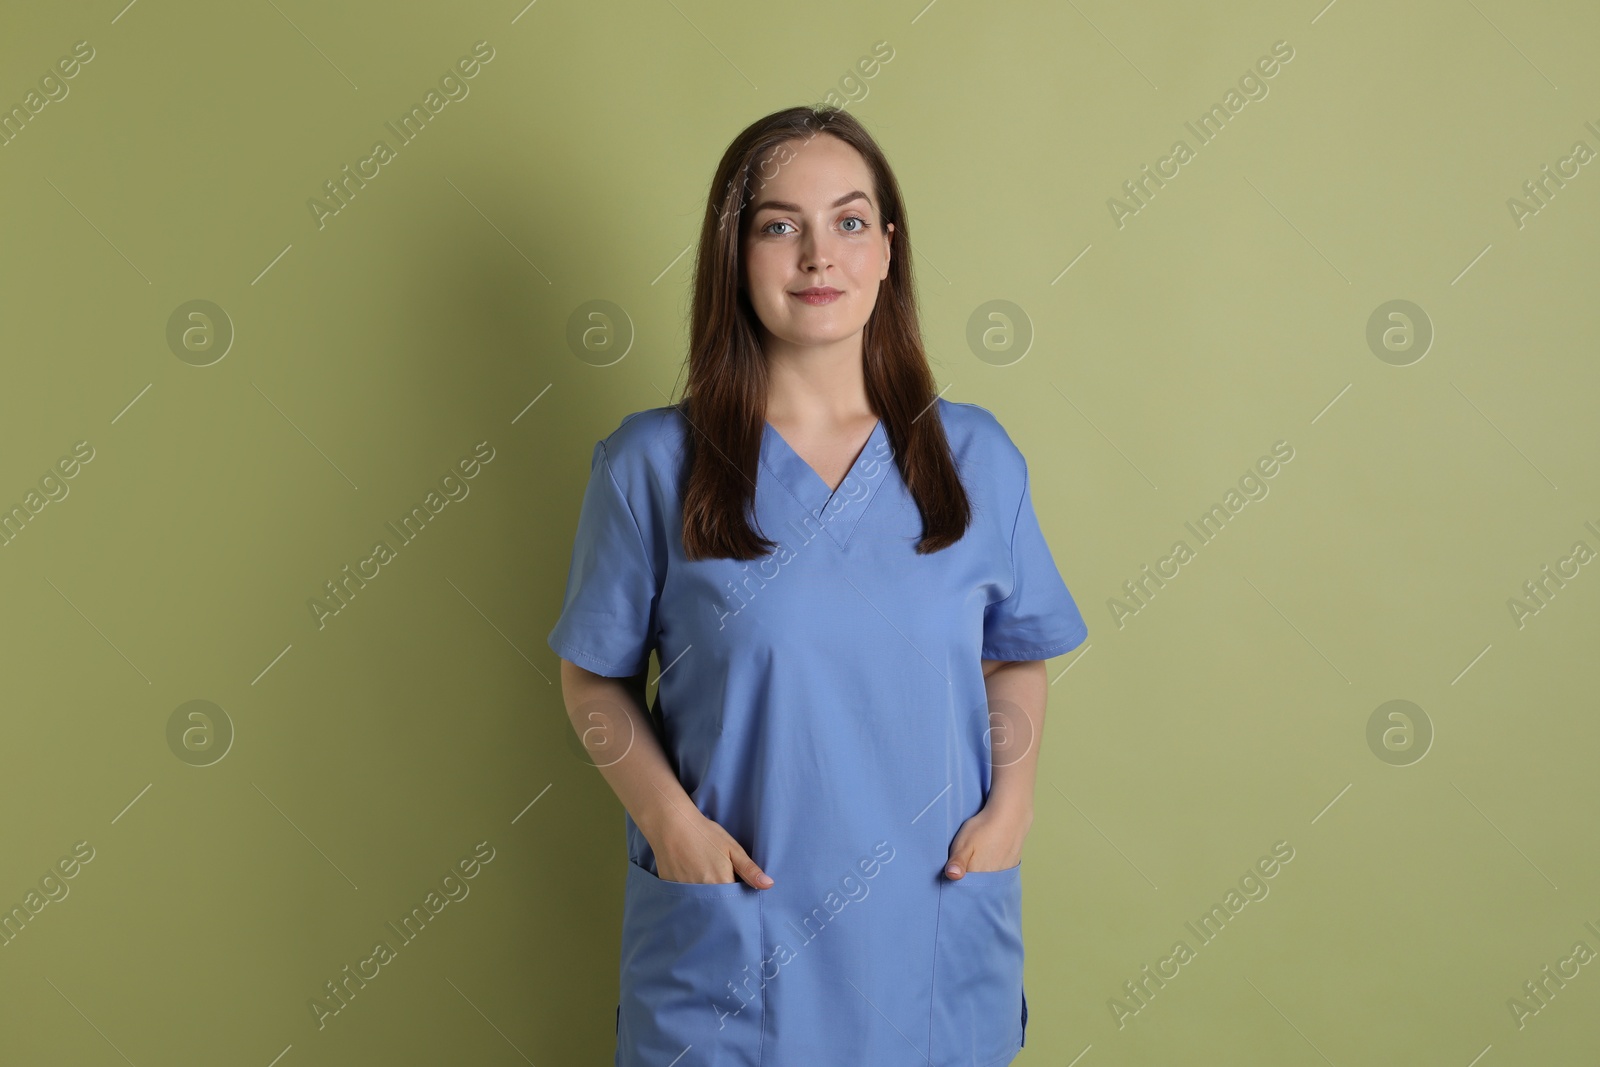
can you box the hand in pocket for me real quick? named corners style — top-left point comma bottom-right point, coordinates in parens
top-left (650, 808), bottom-right (774, 888)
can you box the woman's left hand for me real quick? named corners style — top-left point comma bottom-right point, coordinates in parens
top-left (943, 801), bottom-right (1033, 878)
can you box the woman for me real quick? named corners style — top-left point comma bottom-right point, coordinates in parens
top-left (548, 105), bottom-right (1088, 1066)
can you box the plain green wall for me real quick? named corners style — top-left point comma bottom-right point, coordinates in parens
top-left (2, 0), bottom-right (1598, 1063)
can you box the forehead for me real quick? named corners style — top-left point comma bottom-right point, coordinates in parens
top-left (748, 133), bottom-right (875, 207)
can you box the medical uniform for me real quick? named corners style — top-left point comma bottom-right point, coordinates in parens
top-left (548, 398), bottom-right (1088, 1067)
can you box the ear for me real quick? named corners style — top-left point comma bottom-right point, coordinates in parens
top-left (882, 221), bottom-right (894, 278)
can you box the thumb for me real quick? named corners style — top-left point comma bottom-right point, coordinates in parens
top-left (730, 846), bottom-right (774, 889)
top-left (944, 833), bottom-right (972, 879)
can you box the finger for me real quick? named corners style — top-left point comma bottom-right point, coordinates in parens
top-left (943, 849), bottom-right (969, 879)
top-left (732, 851), bottom-right (774, 889)
top-left (943, 832), bottom-right (968, 878)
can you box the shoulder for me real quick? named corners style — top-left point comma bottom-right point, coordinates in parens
top-left (596, 404), bottom-right (687, 458)
top-left (587, 404), bottom-right (689, 497)
top-left (936, 398), bottom-right (1028, 487)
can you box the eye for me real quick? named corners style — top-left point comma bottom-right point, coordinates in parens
top-left (841, 215), bottom-right (869, 233)
top-left (760, 220), bottom-right (795, 236)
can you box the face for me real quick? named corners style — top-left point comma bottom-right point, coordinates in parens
top-left (741, 133), bottom-right (894, 353)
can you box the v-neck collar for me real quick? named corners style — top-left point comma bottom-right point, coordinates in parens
top-left (760, 417), bottom-right (890, 547)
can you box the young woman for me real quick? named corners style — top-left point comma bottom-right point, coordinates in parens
top-left (548, 105), bottom-right (1088, 1067)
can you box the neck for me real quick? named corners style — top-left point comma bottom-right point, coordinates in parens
top-left (760, 329), bottom-right (872, 423)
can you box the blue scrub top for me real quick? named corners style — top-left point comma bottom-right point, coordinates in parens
top-left (548, 397), bottom-right (1088, 1067)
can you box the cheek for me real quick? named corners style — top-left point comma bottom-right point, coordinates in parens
top-left (841, 245), bottom-right (884, 278)
top-left (744, 247), bottom-right (782, 290)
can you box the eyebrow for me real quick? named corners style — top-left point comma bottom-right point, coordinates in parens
top-left (749, 190), bottom-right (873, 216)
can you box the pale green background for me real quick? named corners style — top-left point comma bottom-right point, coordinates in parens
top-left (2, 0), bottom-right (1598, 1064)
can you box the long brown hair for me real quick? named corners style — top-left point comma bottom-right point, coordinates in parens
top-left (676, 105), bottom-right (971, 560)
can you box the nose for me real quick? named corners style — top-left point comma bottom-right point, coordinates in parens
top-left (797, 225), bottom-right (834, 272)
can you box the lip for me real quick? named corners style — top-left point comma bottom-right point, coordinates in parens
top-left (790, 287), bottom-right (843, 305)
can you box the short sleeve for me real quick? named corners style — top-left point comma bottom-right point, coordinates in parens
top-left (546, 439), bottom-right (661, 677)
top-left (981, 457), bottom-right (1088, 661)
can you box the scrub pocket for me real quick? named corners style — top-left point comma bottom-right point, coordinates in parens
top-left (930, 863), bottom-right (1025, 1067)
top-left (617, 857), bottom-right (764, 1067)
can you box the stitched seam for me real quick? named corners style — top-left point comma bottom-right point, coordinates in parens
top-left (986, 454), bottom-right (1029, 620)
top-left (596, 440), bottom-right (664, 667)
top-left (761, 450), bottom-right (816, 513)
top-left (928, 881), bottom-right (944, 1064)
top-left (755, 449), bottom-right (836, 552)
top-left (597, 440), bottom-right (661, 593)
top-left (762, 470), bottom-right (847, 549)
top-left (549, 641), bottom-right (637, 676)
top-left (836, 421), bottom-right (892, 550)
top-left (758, 888), bottom-right (766, 1066)
top-left (980, 621), bottom-right (1088, 661)
top-left (762, 421), bottom-right (888, 551)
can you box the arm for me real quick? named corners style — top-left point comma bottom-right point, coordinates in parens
top-left (942, 658), bottom-right (1048, 877)
top-left (982, 657), bottom-right (1047, 822)
top-left (557, 658), bottom-right (774, 887)
top-left (556, 658), bottom-right (677, 840)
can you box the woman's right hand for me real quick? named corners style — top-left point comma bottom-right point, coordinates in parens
top-left (649, 808), bottom-right (774, 888)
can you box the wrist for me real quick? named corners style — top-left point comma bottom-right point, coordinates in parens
top-left (634, 791), bottom-right (704, 848)
top-left (632, 801), bottom-right (675, 845)
top-left (983, 790), bottom-right (1034, 826)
